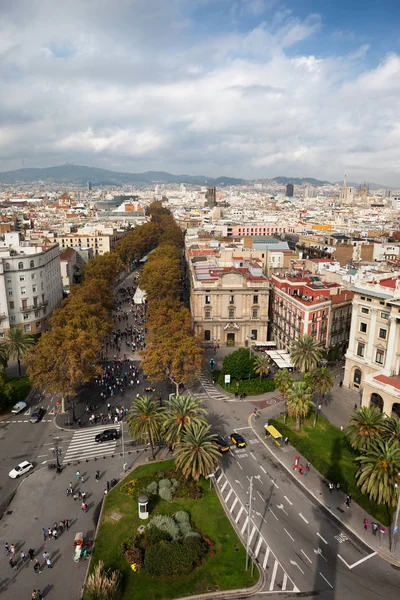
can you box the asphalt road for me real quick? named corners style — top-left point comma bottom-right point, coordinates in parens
top-left (189, 379), bottom-right (400, 600)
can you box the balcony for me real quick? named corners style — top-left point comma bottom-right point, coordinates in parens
top-left (0, 313), bottom-right (6, 319)
top-left (20, 301), bottom-right (48, 313)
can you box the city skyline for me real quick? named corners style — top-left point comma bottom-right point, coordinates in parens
top-left (1, 1), bottom-right (400, 184)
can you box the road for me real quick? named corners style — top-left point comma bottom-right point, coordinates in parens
top-left (189, 378), bottom-right (400, 599)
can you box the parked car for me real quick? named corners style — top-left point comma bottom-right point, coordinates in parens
top-left (215, 436), bottom-right (230, 453)
top-left (11, 401), bottom-right (27, 414)
top-left (95, 429), bottom-right (120, 443)
top-left (30, 407), bottom-right (46, 423)
top-left (9, 460), bottom-right (34, 479)
top-left (230, 433), bottom-right (247, 448)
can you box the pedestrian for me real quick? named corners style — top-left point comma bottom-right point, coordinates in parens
top-left (336, 482), bottom-right (341, 492)
top-left (107, 481), bottom-right (110, 492)
top-left (46, 557), bottom-right (52, 569)
top-left (20, 550), bottom-right (26, 561)
top-left (95, 469), bottom-right (100, 482)
top-left (340, 425), bottom-right (344, 431)
top-left (42, 552), bottom-right (49, 562)
top-left (104, 488), bottom-right (108, 496)
top-left (345, 494), bottom-right (351, 508)
top-left (299, 464), bottom-right (304, 475)
top-left (33, 558), bottom-right (41, 574)
top-left (52, 528), bottom-right (58, 540)
top-left (305, 462), bottom-right (310, 476)
top-left (69, 481), bottom-right (73, 490)
top-left (82, 491), bottom-right (86, 501)
top-left (10, 543), bottom-right (15, 556)
top-left (78, 419), bottom-right (82, 427)
top-left (9, 555), bottom-right (16, 569)
top-left (76, 470), bottom-right (81, 481)
top-left (372, 522), bottom-right (378, 536)
top-left (28, 548), bottom-right (35, 561)
top-left (328, 482), bottom-right (334, 493)
top-left (339, 380), bottom-right (343, 388)
top-left (47, 527), bottom-right (52, 538)
top-left (81, 474), bottom-right (85, 484)
top-left (284, 436), bottom-right (289, 445)
top-left (65, 519), bottom-right (70, 531)
top-left (5, 542), bottom-right (10, 556)
top-left (364, 518), bottom-right (369, 530)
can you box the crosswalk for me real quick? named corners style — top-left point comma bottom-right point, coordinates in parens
top-left (198, 374), bottom-right (230, 401)
top-left (214, 469), bottom-right (299, 593)
top-left (62, 424), bottom-right (121, 464)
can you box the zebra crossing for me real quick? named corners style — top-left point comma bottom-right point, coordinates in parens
top-left (62, 424), bottom-right (121, 464)
top-left (215, 469), bottom-right (299, 593)
top-left (198, 374), bottom-right (230, 401)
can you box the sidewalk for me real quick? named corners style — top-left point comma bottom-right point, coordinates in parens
top-left (248, 415), bottom-right (400, 566)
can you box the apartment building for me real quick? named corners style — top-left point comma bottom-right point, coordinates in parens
top-left (0, 233), bottom-right (63, 336)
top-left (343, 275), bottom-right (400, 417)
top-left (51, 226), bottom-right (125, 256)
top-left (270, 273), bottom-right (353, 356)
top-left (188, 255), bottom-right (269, 347)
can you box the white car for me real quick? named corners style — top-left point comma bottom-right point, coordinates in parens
top-left (9, 460), bottom-right (34, 479)
top-left (11, 401), bottom-right (27, 414)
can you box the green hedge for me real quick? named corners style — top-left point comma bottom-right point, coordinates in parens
top-left (269, 416), bottom-right (393, 526)
top-left (217, 372), bottom-right (275, 396)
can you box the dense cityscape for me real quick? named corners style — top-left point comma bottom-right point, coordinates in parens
top-left (1, 1), bottom-right (400, 600)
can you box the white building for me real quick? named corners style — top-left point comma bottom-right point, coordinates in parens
top-left (0, 233), bottom-right (63, 337)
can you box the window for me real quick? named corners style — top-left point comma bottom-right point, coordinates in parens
top-left (24, 324), bottom-right (31, 332)
top-left (0, 333), bottom-right (3, 339)
top-left (375, 349), bottom-right (385, 365)
top-left (204, 308), bottom-right (211, 319)
top-left (253, 295), bottom-right (259, 305)
top-left (20, 287), bottom-right (26, 295)
top-left (228, 308), bottom-right (235, 319)
top-left (204, 330), bottom-right (211, 341)
top-left (35, 310), bottom-right (40, 318)
top-left (367, 298), bottom-right (372, 302)
top-left (361, 296), bottom-right (365, 300)
top-left (378, 328), bottom-right (387, 340)
top-left (32, 285), bottom-right (37, 293)
top-left (251, 329), bottom-right (258, 340)
top-left (10, 316), bottom-right (15, 322)
top-left (357, 343), bottom-right (365, 357)
top-left (9, 301), bottom-right (14, 309)
top-left (360, 322), bottom-right (367, 333)
top-left (36, 322), bottom-right (41, 329)
top-left (23, 313), bottom-right (29, 321)
top-left (229, 295), bottom-right (235, 304)
top-left (381, 312), bottom-right (389, 320)
top-left (4, 262), bottom-right (10, 270)
top-left (6, 278), bottom-right (11, 284)
top-left (252, 308), bottom-right (259, 319)
top-left (19, 276), bottom-right (25, 282)
top-left (7, 290), bottom-right (12, 297)
top-left (31, 273), bottom-right (36, 280)
top-left (361, 307), bottom-right (369, 314)
top-left (18, 262), bottom-right (23, 269)
top-left (205, 295), bottom-right (211, 305)
top-left (380, 301), bottom-right (385, 305)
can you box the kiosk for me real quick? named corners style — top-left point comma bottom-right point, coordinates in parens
top-left (138, 494), bottom-right (149, 520)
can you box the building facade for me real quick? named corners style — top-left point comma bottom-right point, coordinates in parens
top-left (0, 233), bottom-right (63, 337)
top-left (189, 257), bottom-right (269, 347)
top-left (51, 227), bottom-right (125, 256)
top-left (343, 276), bottom-right (400, 417)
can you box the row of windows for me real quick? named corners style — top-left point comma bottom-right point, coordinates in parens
top-left (356, 342), bottom-right (385, 365)
top-left (359, 322), bottom-right (387, 339)
top-left (205, 294), bottom-right (259, 305)
top-left (205, 307), bottom-right (259, 319)
top-left (203, 329), bottom-right (258, 341)
top-left (361, 307), bottom-right (390, 319)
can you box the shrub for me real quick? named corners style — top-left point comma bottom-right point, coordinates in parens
top-left (85, 560), bottom-right (121, 600)
top-left (174, 510), bottom-right (190, 524)
top-left (174, 479), bottom-right (202, 500)
top-left (120, 479), bottom-right (137, 497)
top-left (131, 475), bottom-right (158, 501)
top-left (222, 348), bottom-right (254, 380)
top-left (178, 521), bottom-right (193, 537)
top-left (183, 537), bottom-right (208, 562)
top-left (185, 531), bottom-right (201, 539)
top-left (148, 515), bottom-right (181, 541)
top-left (125, 547), bottom-right (143, 571)
top-left (146, 526), bottom-right (171, 545)
top-left (218, 372), bottom-right (275, 395)
top-left (145, 481), bottom-right (158, 495)
top-left (144, 541), bottom-right (193, 577)
top-left (121, 534), bottom-right (139, 555)
top-left (158, 478), bottom-right (172, 490)
top-left (159, 487), bottom-right (173, 502)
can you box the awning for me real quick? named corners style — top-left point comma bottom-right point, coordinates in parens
top-left (265, 425), bottom-right (283, 440)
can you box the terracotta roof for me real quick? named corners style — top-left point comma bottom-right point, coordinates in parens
top-left (374, 374), bottom-right (400, 390)
top-left (331, 291), bottom-right (354, 304)
top-left (60, 247), bottom-right (76, 261)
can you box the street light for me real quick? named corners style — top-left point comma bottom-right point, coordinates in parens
top-left (51, 438), bottom-right (62, 472)
top-left (247, 334), bottom-right (255, 359)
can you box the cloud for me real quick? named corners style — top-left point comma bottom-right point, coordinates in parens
top-left (0, 0), bottom-right (399, 185)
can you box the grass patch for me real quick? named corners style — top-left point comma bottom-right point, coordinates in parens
top-left (270, 415), bottom-right (393, 526)
top-left (87, 460), bottom-right (258, 600)
top-left (214, 371), bottom-right (275, 396)
top-left (9, 376), bottom-right (31, 402)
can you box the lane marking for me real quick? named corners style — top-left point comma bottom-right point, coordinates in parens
top-left (225, 489), bottom-right (233, 503)
top-left (248, 525), bottom-right (257, 545)
top-left (241, 516), bottom-right (249, 535)
top-left (299, 513), bottom-right (309, 524)
top-left (284, 528), bottom-right (294, 541)
top-left (217, 472), bottom-right (224, 483)
top-left (235, 479), bottom-right (244, 489)
top-left (250, 451), bottom-right (257, 460)
top-left (319, 572), bottom-right (333, 589)
top-left (317, 533), bottom-right (328, 544)
top-left (284, 495), bottom-right (293, 506)
top-left (254, 536), bottom-right (263, 558)
top-left (271, 479), bottom-right (279, 489)
top-left (269, 560), bottom-right (279, 591)
top-left (269, 509), bottom-right (278, 521)
top-left (235, 506), bottom-right (244, 523)
top-left (290, 559), bottom-right (304, 574)
top-left (237, 461), bottom-right (243, 470)
top-left (37, 455), bottom-right (47, 458)
top-left (338, 552), bottom-right (377, 570)
top-left (282, 573), bottom-right (287, 591)
top-left (301, 549), bottom-right (312, 563)
top-left (263, 546), bottom-right (270, 569)
top-left (314, 548), bottom-right (328, 562)
top-left (220, 481), bottom-right (228, 493)
top-left (234, 427), bottom-right (251, 431)
top-left (277, 503), bottom-right (288, 515)
top-left (230, 497), bottom-right (238, 513)
top-left (257, 491), bottom-right (265, 501)
top-left (260, 465), bottom-right (266, 474)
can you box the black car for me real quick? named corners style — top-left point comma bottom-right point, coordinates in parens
top-left (95, 429), bottom-right (119, 443)
top-left (215, 436), bottom-right (230, 453)
top-left (30, 407), bottom-right (46, 423)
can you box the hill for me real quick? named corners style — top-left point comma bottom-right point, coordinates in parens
top-left (273, 176), bottom-right (331, 186)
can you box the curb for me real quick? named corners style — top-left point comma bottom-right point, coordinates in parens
top-left (248, 415), bottom-right (400, 568)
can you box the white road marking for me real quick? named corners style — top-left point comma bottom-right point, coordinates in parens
top-left (235, 506), bottom-right (244, 523)
top-left (290, 559), bottom-right (304, 574)
top-left (225, 489), bottom-right (233, 503)
top-left (41, 460), bottom-right (48, 464)
top-left (301, 549), bottom-right (312, 563)
top-left (241, 516), bottom-right (249, 535)
top-left (37, 455), bottom-right (47, 458)
top-left (23, 420), bottom-right (28, 423)
top-left (277, 503), bottom-right (288, 515)
top-left (48, 407), bottom-right (55, 415)
top-left (260, 465), bottom-right (266, 474)
top-left (317, 533), bottom-right (328, 544)
top-left (235, 479), bottom-right (244, 489)
top-left (234, 426), bottom-right (251, 431)
top-left (299, 513), bottom-right (309, 524)
top-left (338, 552), bottom-right (377, 570)
top-left (271, 479), bottom-right (279, 488)
top-left (284, 495), bottom-right (293, 506)
top-left (269, 560), bottom-right (279, 591)
top-left (250, 452), bottom-right (257, 460)
top-left (282, 573), bottom-right (288, 591)
top-left (284, 528), bottom-right (294, 541)
top-left (319, 572), bottom-right (333, 589)
top-left (314, 548), bottom-right (328, 562)
top-left (230, 497), bottom-right (238, 513)
top-left (257, 491), bottom-right (265, 501)
top-left (263, 547), bottom-right (270, 569)
top-left (221, 480), bottom-right (228, 493)
top-left (254, 536), bottom-right (263, 558)
top-left (237, 461), bottom-right (243, 470)
top-left (217, 472), bottom-right (224, 483)
top-left (248, 525), bottom-right (257, 545)
top-left (269, 508), bottom-right (278, 521)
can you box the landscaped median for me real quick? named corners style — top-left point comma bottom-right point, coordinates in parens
top-left (269, 415), bottom-right (393, 526)
top-left (85, 460), bottom-right (258, 600)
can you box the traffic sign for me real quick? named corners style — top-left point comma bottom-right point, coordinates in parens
top-left (55, 401), bottom-right (60, 406)
top-left (394, 526), bottom-right (398, 534)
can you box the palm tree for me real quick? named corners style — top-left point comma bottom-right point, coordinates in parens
top-left (273, 369), bottom-right (293, 423)
top-left (311, 367), bottom-right (334, 427)
top-left (287, 380), bottom-right (313, 431)
top-left (345, 406), bottom-right (386, 452)
top-left (174, 422), bottom-right (221, 481)
top-left (162, 395), bottom-right (207, 448)
top-left (127, 396), bottom-right (164, 458)
top-left (253, 355), bottom-right (270, 382)
top-left (0, 344), bottom-right (9, 370)
top-left (290, 335), bottom-right (323, 373)
top-left (355, 438), bottom-right (400, 506)
top-left (382, 416), bottom-right (400, 446)
top-left (5, 328), bottom-right (35, 377)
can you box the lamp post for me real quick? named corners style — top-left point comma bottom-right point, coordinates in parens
top-left (392, 479), bottom-right (400, 551)
top-left (52, 438), bottom-right (62, 472)
top-left (247, 334), bottom-right (255, 359)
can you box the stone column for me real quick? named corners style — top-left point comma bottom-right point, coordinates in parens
top-left (365, 307), bottom-right (377, 362)
top-left (383, 316), bottom-right (398, 375)
top-left (383, 395), bottom-right (393, 417)
top-left (346, 301), bottom-right (359, 357)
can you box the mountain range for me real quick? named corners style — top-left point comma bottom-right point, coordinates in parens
top-left (0, 164), bottom-right (389, 189)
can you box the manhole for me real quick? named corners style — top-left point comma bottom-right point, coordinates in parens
top-left (110, 512), bottom-right (122, 521)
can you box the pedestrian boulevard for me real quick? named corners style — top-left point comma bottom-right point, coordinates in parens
top-left (214, 468), bottom-right (299, 593)
top-left (62, 424), bottom-right (121, 463)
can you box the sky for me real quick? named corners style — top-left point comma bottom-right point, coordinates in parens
top-left (1, 0), bottom-right (400, 185)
